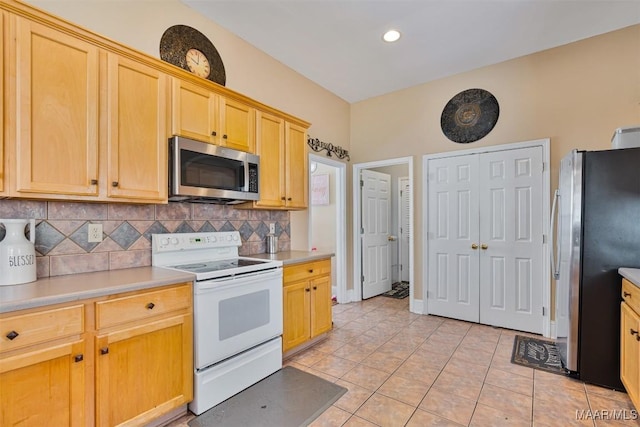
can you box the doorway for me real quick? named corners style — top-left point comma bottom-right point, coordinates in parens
top-left (353, 157), bottom-right (415, 311)
top-left (308, 154), bottom-right (347, 303)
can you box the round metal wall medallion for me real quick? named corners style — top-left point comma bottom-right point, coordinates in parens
top-left (160, 25), bottom-right (226, 86)
top-left (441, 88), bottom-right (499, 143)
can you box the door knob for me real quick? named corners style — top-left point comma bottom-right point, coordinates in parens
top-left (388, 236), bottom-right (397, 241)
top-left (471, 243), bottom-right (478, 250)
top-left (481, 244), bottom-right (488, 250)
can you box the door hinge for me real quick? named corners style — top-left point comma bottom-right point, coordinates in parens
top-left (542, 234), bottom-right (547, 244)
top-left (360, 179), bottom-right (364, 187)
top-left (361, 275), bottom-right (365, 284)
top-left (542, 307), bottom-right (546, 316)
top-left (360, 227), bottom-right (364, 234)
top-left (542, 162), bottom-right (546, 172)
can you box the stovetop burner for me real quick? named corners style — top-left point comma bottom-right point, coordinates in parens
top-left (170, 258), bottom-right (269, 274)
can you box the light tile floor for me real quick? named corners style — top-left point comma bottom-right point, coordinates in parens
top-left (167, 295), bottom-right (640, 427)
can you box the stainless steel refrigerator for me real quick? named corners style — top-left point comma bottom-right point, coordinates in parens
top-left (552, 148), bottom-right (640, 391)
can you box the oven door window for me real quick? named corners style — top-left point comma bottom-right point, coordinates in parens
top-left (219, 290), bottom-right (270, 340)
top-left (181, 149), bottom-right (245, 191)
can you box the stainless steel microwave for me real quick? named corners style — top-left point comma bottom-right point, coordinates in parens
top-left (169, 136), bottom-right (260, 204)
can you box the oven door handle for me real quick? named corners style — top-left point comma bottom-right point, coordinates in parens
top-left (196, 268), bottom-right (282, 291)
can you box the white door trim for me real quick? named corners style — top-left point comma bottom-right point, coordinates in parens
top-left (422, 138), bottom-right (551, 337)
top-left (308, 154), bottom-right (347, 304)
top-left (353, 157), bottom-right (415, 311)
top-left (398, 177), bottom-right (410, 283)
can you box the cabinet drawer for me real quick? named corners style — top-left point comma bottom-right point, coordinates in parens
top-left (0, 305), bottom-right (84, 353)
top-left (623, 279), bottom-right (640, 315)
top-left (96, 283), bottom-right (191, 329)
top-left (284, 259), bottom-right (331, 284)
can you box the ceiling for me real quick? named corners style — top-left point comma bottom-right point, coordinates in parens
top-left (183, 1), bottom-right (640, 103)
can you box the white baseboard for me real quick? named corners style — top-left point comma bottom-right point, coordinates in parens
top-left (411, 298), bottom-right (424, 314)
top-left (549, 320), bottom-right (557, 339)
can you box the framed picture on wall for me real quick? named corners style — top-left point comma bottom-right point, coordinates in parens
top-left (311, 174), bottom-right (330, 205)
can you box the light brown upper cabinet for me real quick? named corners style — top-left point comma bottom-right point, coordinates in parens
top-left (249, 111), bottom-right (308, 209)
top-left (172, 78), bottom-right (255, 153)
top-left (11, 16), bottom-right (101, 197)
top-left (106, 54), bottom-right (168, 202)
top-left (0, 11), bottom-right (5, 196)
top-left (7, 14), bottom-right (168, 203)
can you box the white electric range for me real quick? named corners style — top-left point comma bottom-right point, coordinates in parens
top-left (152, 231), bottom-right (283, 415)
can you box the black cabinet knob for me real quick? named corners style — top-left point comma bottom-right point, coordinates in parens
top-left (74, 354), bottom-right (84, 363)
top-left (211, 131), bottom-right (217, 136)
top-left (6, 330), bottom-right (19, 340)
top-left (100, 347), bottom-right (109, 355)
top-left (146, 302), bottom-right (155, 310)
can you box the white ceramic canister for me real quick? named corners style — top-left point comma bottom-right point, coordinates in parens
top-left (0, 219), bottom-right (37, 286)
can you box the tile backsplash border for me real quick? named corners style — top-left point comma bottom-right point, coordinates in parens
top-left (0, 200), bottom-right (290, 278)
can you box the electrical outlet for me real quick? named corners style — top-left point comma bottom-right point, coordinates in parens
top-left (88, 224), bottom-right (103, 243)
top-left (269, 223), bottom-right (276, 234)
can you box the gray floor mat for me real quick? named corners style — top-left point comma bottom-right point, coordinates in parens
top-left (188, 366), bottom-right (347, 427)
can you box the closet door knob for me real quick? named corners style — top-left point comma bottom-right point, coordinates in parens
top-left (481, 244), bottom-right (488, 250)
top-left (471, 244), bottom-right (478, 250)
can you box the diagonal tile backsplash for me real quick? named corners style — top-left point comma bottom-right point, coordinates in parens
top-left (0, 200), bottom-right (290, 278)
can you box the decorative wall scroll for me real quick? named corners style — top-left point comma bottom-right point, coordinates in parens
top-left (307, 136), bottom-right (350, 161)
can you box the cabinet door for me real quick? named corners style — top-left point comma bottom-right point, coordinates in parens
top-left (283, 280), bottom-right (311, 352)
top-left (107, 54), bottom-right (168, 202)
top-left (256, 111), bottom-right (285, 207)
top-left (95, 314), bottom-right (193, 427)
top-left (311, 275), bottom-right (333, 337)
top-left (0, 340), bottom-right (85, 427)
top-left (0, 11), bottom-right (5, 195)
top-left (285, 122), bottom-right (308, 209)
top-left (220, 97), bottom-right (255, 153)
top-left (13, 17), bottom-right (99, 196)
top-left (621, 302), bottom-right (640, 405)
top-left (171, 78), bottom-right (218, 144)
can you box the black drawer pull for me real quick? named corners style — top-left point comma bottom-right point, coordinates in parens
top-left (100, 347), bottom-right (109, 355)
top-left (6, 330), bottom-right (19, 340)
top-left (146, 302), bottom-right (155, 310)
top-left (631, 329), bottom-right (638, 336)
top-left (223, 134), bottom-right (228, 139)
top-left (305, 288), bottom-right (310, 292)
top-left (624, 292), bottom-right (632, 297)
top-left (74, 354), bottom-right (84, 363)
top-left (211, 131), bottom-right (217, 136)
top-left (313, 286), bottom-right (317, 290)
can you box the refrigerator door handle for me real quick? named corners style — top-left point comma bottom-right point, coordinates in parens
top-left (550, 188), bottom-right (561, 280)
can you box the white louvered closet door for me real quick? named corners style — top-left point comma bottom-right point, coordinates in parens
top-left (399, 177), bottom-right (411, 283)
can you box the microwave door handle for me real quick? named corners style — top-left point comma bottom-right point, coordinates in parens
top-left (550, 189), bottom-right (561, 280)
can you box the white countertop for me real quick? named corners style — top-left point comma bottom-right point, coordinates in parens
top-left (619, 268), bottom-right (640, 287)
top-left (0, 267), bottom-right (195, 314)
top-left (249, 250), bottom-right (334, 265)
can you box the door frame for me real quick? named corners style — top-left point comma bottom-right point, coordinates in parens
top-left (422, 138), bottom-right (551, 337)
top-left (352, 157), bottom-right (415, 310)
top-left (308, 153), bottom-right (348, 303)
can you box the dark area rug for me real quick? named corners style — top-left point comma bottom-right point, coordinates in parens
top-left (381, 281), bottom-right (409, 299)
top-left (511, 334), bottom-right (566, 375)
top-left (188, 366), bottom-right (347, 427)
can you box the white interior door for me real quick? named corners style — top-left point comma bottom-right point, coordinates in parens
top-left (478, 147), bottom-right (544, 333)
top-left (361, 169), bottom-right (392, 299)
top-left (427, 155), bottom-right (480, 322)
top-left (399, 177), bottom-right (411, 283)
top-left (426, 146), bottom-right (545, 333)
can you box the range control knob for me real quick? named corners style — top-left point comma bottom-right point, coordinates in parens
top-left (171, 237), bottom-right (179, 245)
top-left (209, 236), bottom-right (217, 243)
top-left (227, 235), bottom-right (233, 242)
top-left (161, 238), bottom-right (169, 246)
top-left (232, 234), bottom-right (239, 241)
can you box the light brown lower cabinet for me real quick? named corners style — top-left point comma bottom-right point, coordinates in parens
top-left (621, 278), bottom-right (640, 410)
top-left (282, 258), bottom-right (332, 353)
top-left (0, 282), bottom-right (193, 427)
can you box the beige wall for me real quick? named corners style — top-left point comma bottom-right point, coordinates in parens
top-left (351, 24), bottom-right (640, 299)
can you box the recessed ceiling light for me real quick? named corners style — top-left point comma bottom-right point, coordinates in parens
top-left (383, 30), bottom-right (401, 43)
